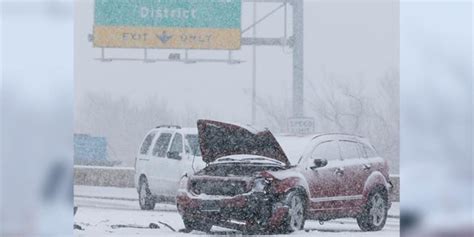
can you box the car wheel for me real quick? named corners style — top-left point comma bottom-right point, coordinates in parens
top-left (357, 188), bottom-right (388, 231)
top-left (280, 191), bottom-right (306, 233)
top-left (138, 179), bottom-right (155, 210)
top-left (183, 216), bottom-right (212, 233)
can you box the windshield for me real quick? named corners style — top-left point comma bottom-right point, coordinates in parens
top-left (185, 134), bottom-right (201, 156)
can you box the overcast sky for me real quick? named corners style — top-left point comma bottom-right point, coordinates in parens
top-left (75, 0), bottom-right (399, 125)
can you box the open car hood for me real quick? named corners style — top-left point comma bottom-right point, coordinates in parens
top-left (197, 120), bottom-right (290, 166)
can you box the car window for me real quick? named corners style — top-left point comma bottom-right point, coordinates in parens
top-left (312, 141), bottom-right (341, 160)
top-left (363, 144), bottom-right (377, 158)
top-left (169, 133), bottom-right (183, 155)
top-left (358, 142), bottom-right (368, 158)
top-left (152, 133), bottom-right (172, 158)
top-left (339, 141), bottom-right (360, 159)
top-left (185, 134), bottom-right (201, 156)
top-left (140, 132), bottom-right (156, 155)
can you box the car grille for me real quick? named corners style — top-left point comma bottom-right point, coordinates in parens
top-left (191, 179), bottom-right (249, 196)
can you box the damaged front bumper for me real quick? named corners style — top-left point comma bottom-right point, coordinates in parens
top-left (176, 190), bottom-right (289, 230)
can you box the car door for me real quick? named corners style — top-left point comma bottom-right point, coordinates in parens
top-left (136, 130), bottom-right (157, 185)
top-left (356, 142), bottom-right (374, 192)
top-left (338, 140), bottom-right (366, 208)
top-left (148, 131), bottom-right (173, 194)
top-left (302, 140), bottom-right (346, 211)
top-left (162, 132), bottom-right (186, 196)
top-left (359, 142), bottom-right (383, 185)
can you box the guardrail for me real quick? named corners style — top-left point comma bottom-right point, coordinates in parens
top-left (74, 166), bottom-right (400, 201)
top-left (74, 165), bottom-right (135, 188)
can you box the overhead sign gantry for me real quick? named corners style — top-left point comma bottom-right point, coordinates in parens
top-left (91, 0), bottom-right (308, 131)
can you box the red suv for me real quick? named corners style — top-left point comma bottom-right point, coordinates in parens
top-left (176, 120), bottom-right (392, 233)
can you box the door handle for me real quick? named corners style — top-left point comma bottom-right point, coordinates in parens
top-left (334, 168), bottom-right (344, 176)
top-left (362, 164), bottom-right (371, 171)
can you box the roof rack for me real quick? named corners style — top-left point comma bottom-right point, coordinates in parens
top-left (156, 125), bottom-right (182, 129)
top-left (311, 133), bottom-right (364, 140)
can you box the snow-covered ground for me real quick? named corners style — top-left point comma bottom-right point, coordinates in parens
top-left (74, 186), bottom-right (399, 236)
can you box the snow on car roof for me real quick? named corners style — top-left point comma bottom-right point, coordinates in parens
top-left (310, 133), bottom-right (375, 149)
top-left (179, 127), bottom-right (198, 135)
top-left (153, 126), bottom-right (197, 135)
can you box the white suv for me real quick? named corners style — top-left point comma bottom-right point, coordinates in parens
top-left (134, 125), bottom-right (204, 210)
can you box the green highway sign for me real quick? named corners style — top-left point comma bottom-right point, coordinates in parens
top-left (95, 0), bottom-right (241, 28)
top-left (93, 0), bottom-right (242, 49)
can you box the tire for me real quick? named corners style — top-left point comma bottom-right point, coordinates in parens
top-left (138, 178), bottom-right (155, 210)
top-left (357, 188), bottom-right (388, 231)
top-left (183, 216), bottom-right (212, 233)
top-left (279, 190), bottom-right (306, 233)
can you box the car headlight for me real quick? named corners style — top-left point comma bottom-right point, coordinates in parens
top-left (253, 177), bottom-right (270, 193)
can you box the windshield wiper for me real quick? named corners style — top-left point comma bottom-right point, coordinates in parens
top-left (241, 157), bottom-right (284, 165)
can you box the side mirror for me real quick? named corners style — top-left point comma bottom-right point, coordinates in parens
top-left (311, 158), bottom-right (328, 170)
top-left (167, 151), bottom-right (182, 160)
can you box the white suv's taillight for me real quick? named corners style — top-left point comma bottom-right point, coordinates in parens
top-left (178, 175), bottom-right (189, 190)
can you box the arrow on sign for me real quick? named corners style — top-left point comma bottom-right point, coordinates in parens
top-left (158, 31), bottom-right (172, 44)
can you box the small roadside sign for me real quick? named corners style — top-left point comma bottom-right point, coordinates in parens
top-left (288, 117), bottom-right (315, 135)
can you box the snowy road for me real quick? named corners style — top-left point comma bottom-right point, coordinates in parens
top-left (74, 186), bottom-right (399, 236)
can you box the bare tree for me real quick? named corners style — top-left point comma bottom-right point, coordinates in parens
top-left (304, 69), bottom-right (399, 173)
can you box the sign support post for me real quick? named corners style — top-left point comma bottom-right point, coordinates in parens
top-left (252, 1), bottom-right (257, 125)
top-left (292, 0), bottom-right (304, 118)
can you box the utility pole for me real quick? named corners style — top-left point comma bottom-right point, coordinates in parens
top-left (251, 1), bottom-right (257, 125)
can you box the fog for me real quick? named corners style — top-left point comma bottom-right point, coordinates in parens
top-left (1, 0), bottom-right (471, 236)
top-left (74, 0), bottom-right (400, 171)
